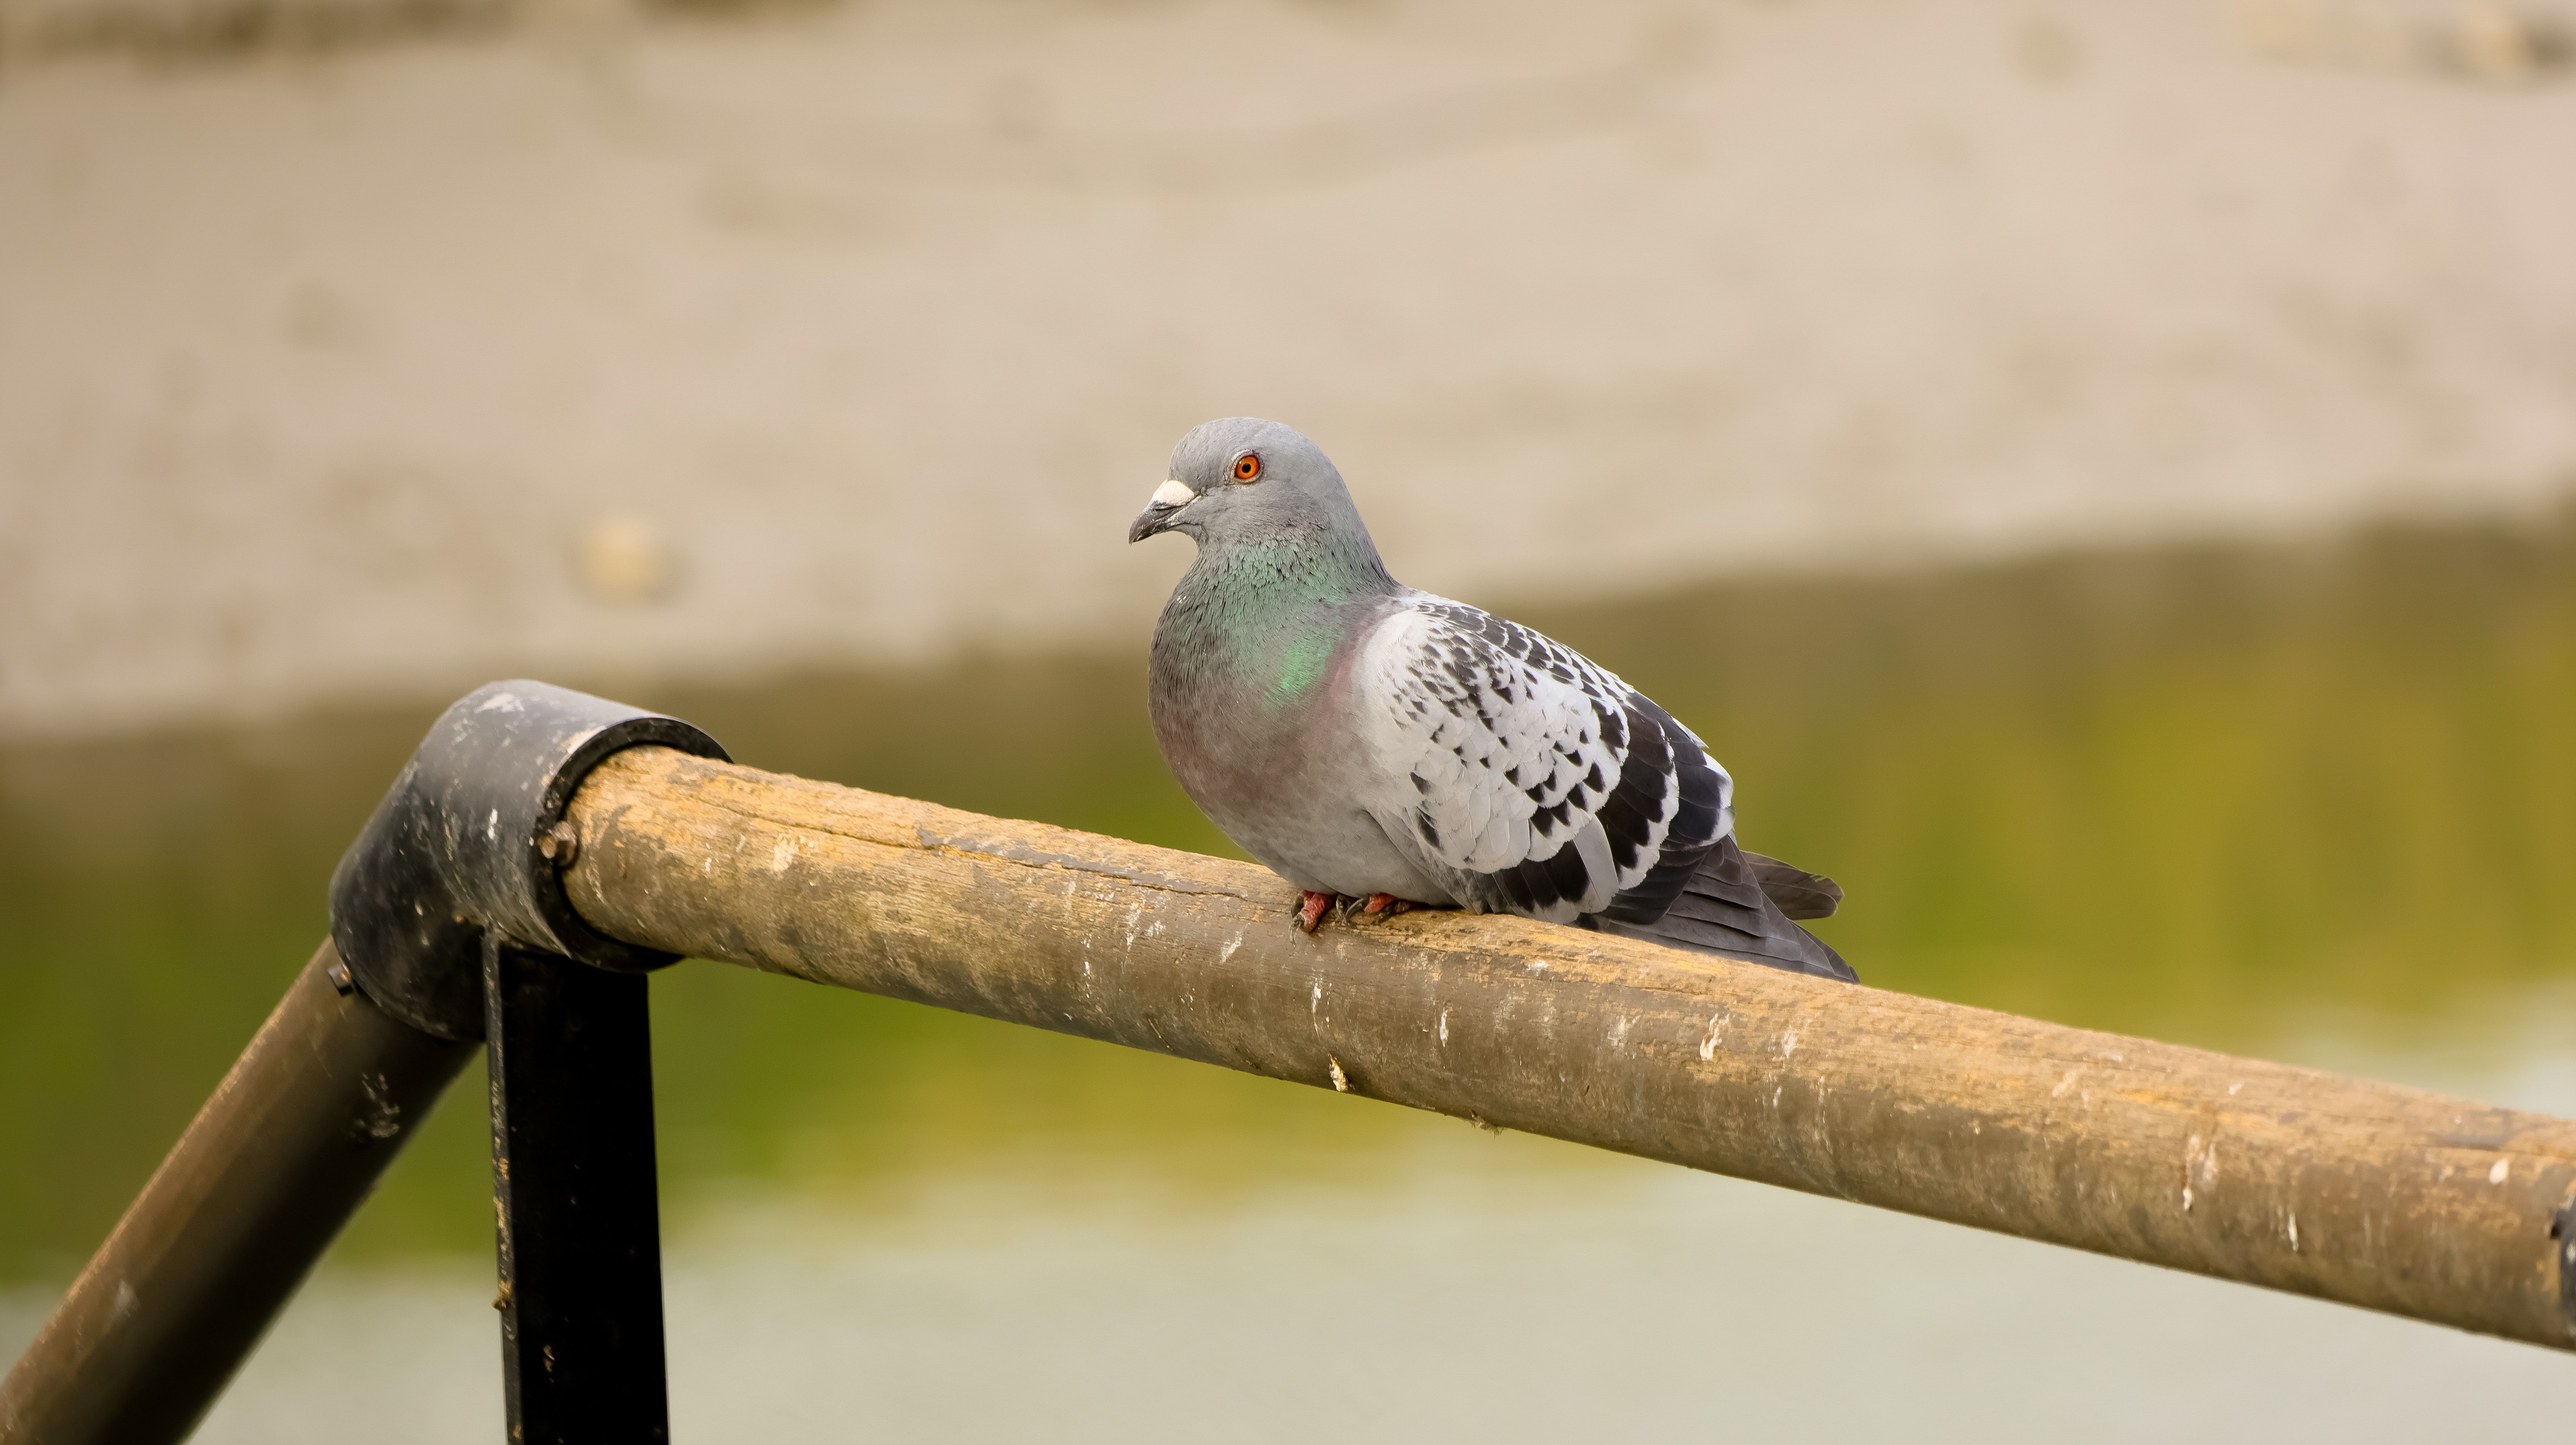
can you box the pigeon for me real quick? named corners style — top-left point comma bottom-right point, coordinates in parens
top-left (1129, 417), bottom-right (1855, 982)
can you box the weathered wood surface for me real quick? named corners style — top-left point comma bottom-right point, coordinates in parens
top-left (565, 746), bottom-right (2576, 1350)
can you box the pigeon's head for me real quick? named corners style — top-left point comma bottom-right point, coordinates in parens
top-left (1128, 417), bottom-right (1371, 550)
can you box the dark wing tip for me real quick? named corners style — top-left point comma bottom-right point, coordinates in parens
top-left (1739, 849), bottom-right (1845, 921)
top-left (1589, 838), bottom-right (1858, 982)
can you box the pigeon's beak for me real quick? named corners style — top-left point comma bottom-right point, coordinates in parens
top-left (1128, 479), bottom-right (1197, 543)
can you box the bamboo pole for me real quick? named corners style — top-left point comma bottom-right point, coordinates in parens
top-left (563, 746), bottom-right (2576, 1351)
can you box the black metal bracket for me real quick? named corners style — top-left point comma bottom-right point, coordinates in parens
top-left (327, 680), bottom-right (725, 1443)
top-left (0, 682), bottom-right (725, 1445)
top-left (327, 680), bottom-right (728, 1043)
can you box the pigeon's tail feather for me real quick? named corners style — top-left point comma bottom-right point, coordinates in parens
top-left (1738, 850), bottom-right (1842, 920)
top-left (1585, 837), bottom-right (1856, 981)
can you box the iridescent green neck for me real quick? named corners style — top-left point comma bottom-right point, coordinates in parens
top-left (1160, 533), bottom-right (1398, 708)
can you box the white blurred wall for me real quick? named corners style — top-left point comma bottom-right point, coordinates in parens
top-left (3, 0), bottom-right (2573, 737)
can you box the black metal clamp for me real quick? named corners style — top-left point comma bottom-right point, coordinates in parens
top-left (330, 681), bottom-right (726, 1445)
top-left (0, 680), bottom-right (725, 1445)
top-left (329, 680), bottom-right (727, 1041)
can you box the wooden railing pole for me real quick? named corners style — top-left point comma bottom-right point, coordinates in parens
top-left (561, 745), bottom-right (2576, 1352)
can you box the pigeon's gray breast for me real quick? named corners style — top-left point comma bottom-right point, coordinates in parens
top-left (1147, 585), bottom-right (1447, 901)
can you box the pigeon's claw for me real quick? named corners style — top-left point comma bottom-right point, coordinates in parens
top-left (1361, 893), bottom-right (1415, 915)
top-left (1296, 889), bottom-right (1336, 933)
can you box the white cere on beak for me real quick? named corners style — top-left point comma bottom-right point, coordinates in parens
top-left (1150, 480), bottom-right (1195, 508)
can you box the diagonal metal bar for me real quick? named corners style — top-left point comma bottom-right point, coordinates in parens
top-left (0, 943), bottom-right (474, 1445)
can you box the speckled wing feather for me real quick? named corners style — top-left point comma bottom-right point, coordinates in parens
top-left (1352, 597), bottom-right (1734, 926)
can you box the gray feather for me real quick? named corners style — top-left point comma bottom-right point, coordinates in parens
top-left (1593, 838), bottom-right (1855, 980)
top-left (1741, 849), bottom-right (1844, 920)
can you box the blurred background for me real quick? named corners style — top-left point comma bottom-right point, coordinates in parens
top-left (5, 0), bottom-right (2576, 1437)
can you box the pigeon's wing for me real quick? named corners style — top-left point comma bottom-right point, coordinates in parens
top-left (1595, 836), bottom-right (1857, 980)
top-left (1740, 849), bottom-right (1843, 920)
top-left (1351, 598), bottom-right (1734, 925)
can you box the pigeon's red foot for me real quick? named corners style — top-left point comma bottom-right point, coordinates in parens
top-left (1296, 889), bottom-right (1336, 933)
top-left (1361, 893), bottom-right (1415, 915)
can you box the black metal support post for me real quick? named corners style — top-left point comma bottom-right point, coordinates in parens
top-left (486, 939), bottom-right (670, 1444)
top-left (0, 681), bottom-right (725, 1445)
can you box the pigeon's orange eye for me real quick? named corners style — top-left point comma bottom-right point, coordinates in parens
top-left (1233, 453), bottom-right (1263, 483)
